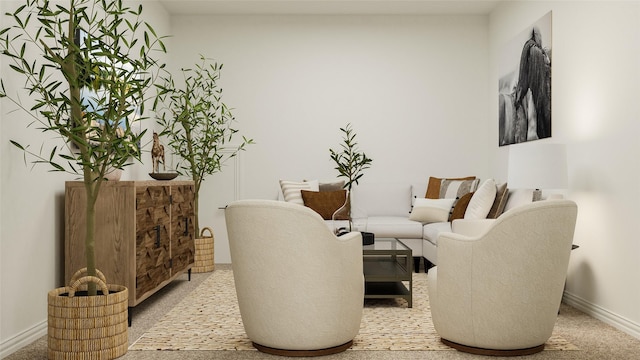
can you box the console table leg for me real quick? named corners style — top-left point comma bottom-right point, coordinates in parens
top-left (128, 307), bottom-right (133, 327)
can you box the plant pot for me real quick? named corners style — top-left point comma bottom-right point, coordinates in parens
top-left (104, 168), bottom-right (123, 181)
top-left (193, 227), bottom-right (215, 273)
top-left (48, 269), bottom-right (128, 360)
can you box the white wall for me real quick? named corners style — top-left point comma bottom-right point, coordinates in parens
top-left (0, 1), bottom-right (172, 356)
top-left (168, 14), bottom-right (491, 263)
top-left (488, 1), bottom-right (640, 337)
top-left (0, 8), bottom-right (490, 354)
top-left (5, 0), bottom-right (639, 355)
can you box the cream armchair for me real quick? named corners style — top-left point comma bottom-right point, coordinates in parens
top-left (427, 200), bottom-right (578, 356)
top-left (225, 199), bottom-right (364, 356)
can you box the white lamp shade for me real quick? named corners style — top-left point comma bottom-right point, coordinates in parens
top-left (508, 144), bottom-right (568, 190)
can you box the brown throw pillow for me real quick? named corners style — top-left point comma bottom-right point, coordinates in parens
top-left (301, 190), bottom-right (349, 220)
top-left (319, 180), bottom-right (345, 192)
top-left (425, 176), bottom-right (477, 199)
top-left (448, 192), bottom-right (474, 221)
top-left (487, 182), bottom-right (509, 219)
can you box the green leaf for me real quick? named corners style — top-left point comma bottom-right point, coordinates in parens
top-left (10, 140), bottom-right (25, 150)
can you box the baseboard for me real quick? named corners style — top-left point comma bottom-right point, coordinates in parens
top-left (563, 291), bottom-right (640, 340)
top-left (0, 320), bottom-right (47, 358)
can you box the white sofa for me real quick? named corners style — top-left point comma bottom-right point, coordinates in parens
top-left (348, 182), bottom-right (540, 272)
top-left (279, 179), bottom-right (540, 272)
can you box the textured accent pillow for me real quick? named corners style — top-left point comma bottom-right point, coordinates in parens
top-left (464, 179), bottom-right (497, 219)
top-left (439, 178), bottom-right (480, 199)
top-left (301, 190), bottom-right (348, 220)
top-left (319, 180), bottom-right (345, 192)
top-left (448, 192), bottom-right (474, 221)
top-left (425, 176), bottom-right (476, 199)
top-left (409, 198), bottom-right (456, 223)
top-left (279, 180), bottom-right (319, 205)
top-left (487, 182), bottom-right (509, 219)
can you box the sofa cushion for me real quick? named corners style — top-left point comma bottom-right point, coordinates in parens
top-left (365, 216), bottom-right (423, 238)
top-left (487, 182), bottom-right (509, 219)
top-left (301, 190), bottom-right (348, 220)
top-left (423, 222), bottom-right (453, 245)
top-left (425, 176), bottom-right (477, 199)
top-left (465, 179), bottom-right (497, 219)
top-left (280, 180), bottom-right (319, 205)
top-left (409, 198), bottom-right (455, 223)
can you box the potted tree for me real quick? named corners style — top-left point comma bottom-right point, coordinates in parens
top-left (0, 0), bottom-right (166, 358)
top-left (154, 55), bottom-right (253, 273)
top-left (329, 123), bottom-right (373, 240)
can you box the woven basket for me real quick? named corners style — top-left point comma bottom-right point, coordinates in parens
top-left (193, 227), bottom-right (215, 273)
top-left (48, 268), bottom-right (128, 360)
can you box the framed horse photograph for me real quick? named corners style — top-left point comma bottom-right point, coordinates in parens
top-left (498, 11), bottom-right (552, 146)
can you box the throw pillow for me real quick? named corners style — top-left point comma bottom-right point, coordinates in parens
top-left (279, 180), bottom-right (319, 205)
top-left (319, 180), bottom-right (345, 192)
top-left (301, 190), bottom-right (349, 220)
top-left (464, 179), bottom-right (497, 219)
top-left (425, 176), bottom-right (476, 199)
top-left (409, 198), bottom-right (456, 223)
top-left (448, 192), bottom-right (474, 221)
top-left (487, 182), bottom-right (509, 219)
top-left (439, 179), bottom-right (480, 199)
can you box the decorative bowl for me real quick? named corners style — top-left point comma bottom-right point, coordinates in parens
top-left (149, 172), bottom-right (178, 181)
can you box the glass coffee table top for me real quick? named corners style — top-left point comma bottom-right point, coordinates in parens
top-left (363, 237), bottom-right (411, 252)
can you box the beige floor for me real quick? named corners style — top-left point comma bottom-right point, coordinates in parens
top-left (6, 264), bottom-right (640, 360)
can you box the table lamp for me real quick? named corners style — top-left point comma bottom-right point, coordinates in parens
top-left (508, 143), bottom-right (568, 199)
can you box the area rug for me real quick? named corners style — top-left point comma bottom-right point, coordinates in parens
top-left (129, 269), bottom-right (578, 351)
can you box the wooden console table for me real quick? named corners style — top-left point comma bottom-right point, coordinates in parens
top-left (64, 180), bottom-right (196, 323)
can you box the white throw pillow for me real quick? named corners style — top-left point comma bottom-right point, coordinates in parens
top-left (464, 179), bottom-right (497, 219)
top-left (409, 198), bottom-right (456, 223)
top-left (279, 180), bottom-right (319, 205)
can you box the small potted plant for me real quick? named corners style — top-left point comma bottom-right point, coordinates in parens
top-left (0, 0), bottom-right (166, 358)
top-left (329, 123), bottom-right (373, 241)
top-left (154, 55), bottom-right (253, 272)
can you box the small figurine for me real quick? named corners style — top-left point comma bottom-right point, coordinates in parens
top-left (151, 132), bottom-right (165, 173)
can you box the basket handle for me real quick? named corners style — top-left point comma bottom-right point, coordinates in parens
top-left (200, 227), bottom-right (214, 238)
top-left (69, 267), bottom-right (107, 285)
top-left (68, 276), bottom-right (109, 297)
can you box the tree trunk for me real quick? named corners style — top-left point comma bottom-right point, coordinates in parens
top-left (83, 180), bottom-right (99, 295)
top-left (194, 189), bottom-right (200, 235)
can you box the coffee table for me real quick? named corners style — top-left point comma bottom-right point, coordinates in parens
top-left (363, 238), bottom-right (412, 307)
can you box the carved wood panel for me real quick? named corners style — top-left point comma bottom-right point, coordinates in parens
top-left (171, 185), bottom-right (195, 274)
top-left (135, 186), bottom-right (171, 299)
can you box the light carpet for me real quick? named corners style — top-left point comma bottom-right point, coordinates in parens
top-left (129, 269), bottom-right (578, 352)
